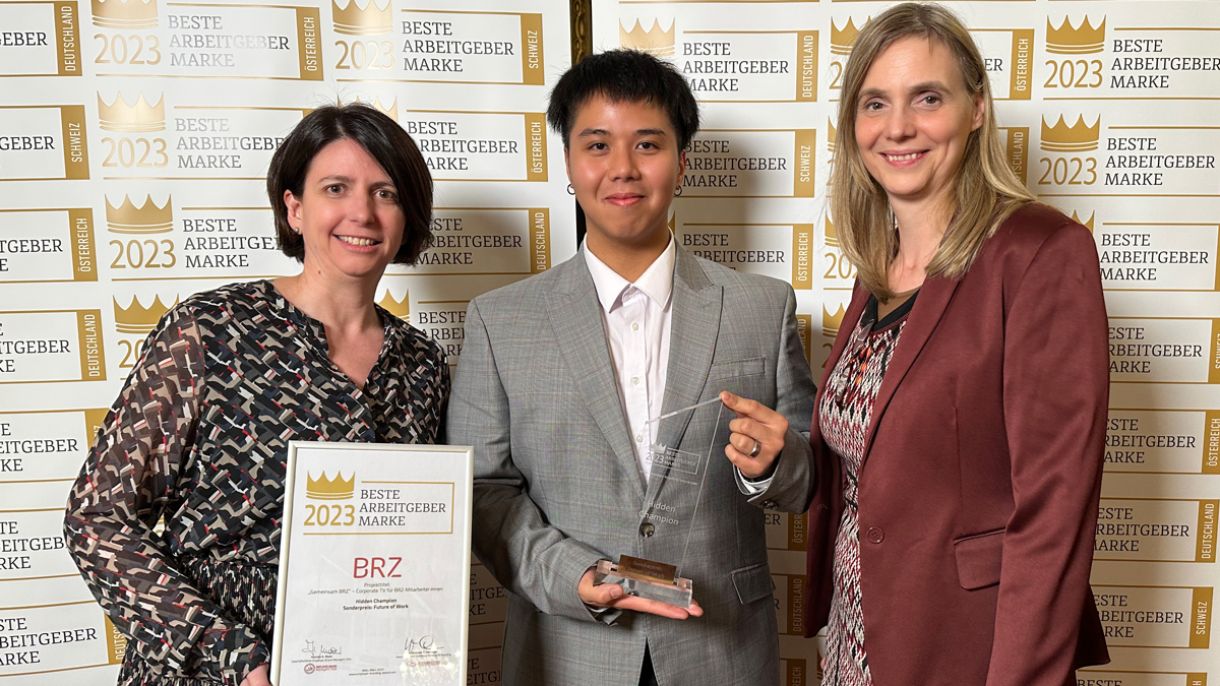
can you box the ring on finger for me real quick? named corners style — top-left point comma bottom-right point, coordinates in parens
top-left (748, 439), bottom-right (761, 458)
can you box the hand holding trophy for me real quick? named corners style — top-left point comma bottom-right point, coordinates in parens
top-left (589, 396), bottom-right (731, 615)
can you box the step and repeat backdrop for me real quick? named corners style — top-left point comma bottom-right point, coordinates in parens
top-left (590, 0), bottom-right (1219, 684)
top-left (1, 0), bottom-right (1218, 683)
top-left (0, 0), bottom-right (574, 682)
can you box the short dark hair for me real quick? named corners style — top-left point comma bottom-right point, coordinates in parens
top-left (546, 50), bottom-right (700, 151)
top-left (267, 103), bottom-right (434, 265)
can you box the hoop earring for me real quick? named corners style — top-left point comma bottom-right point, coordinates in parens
top-left (566, 184), bottom-right (575, 195)
top-left (673, 186), bottom-right (683, 197)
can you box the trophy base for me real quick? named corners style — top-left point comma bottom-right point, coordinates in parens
top-left (593, 556), bottom-right (693, 608)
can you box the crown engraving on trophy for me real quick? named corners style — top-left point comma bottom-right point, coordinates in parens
top-left (830, 18), bottom-right (866, 55)
top-left (307, 472), bottom-right (357, 500)
top-left (1040, 115), bottom-right (1101, 153)
top-left (377, 290), bottom-right (410, 318)
top-left (332, 0), bottom-right (392, 36)
top-left (113, 295), bottom-right (177, 334)
top-left (1046, 16), bottom-right (1105, 55)
top-left (105, 195), bottom-right (173, 234)
top-left (1071, 211), bottom-right (1095, 232)
top-left (97, 94), bottom-right (166, 133)
top-left (620, 19), bottom-right (675, 57)
top-left (822, 305), bottom-right (845, 337)
top-left (91, 0), bottom-right (158, 29)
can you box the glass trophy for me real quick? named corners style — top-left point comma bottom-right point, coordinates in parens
top-left (593, 397), bottom-right (727, 609)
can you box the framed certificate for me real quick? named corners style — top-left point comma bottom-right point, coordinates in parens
top-left (271, 441), bottom-right (474, 685)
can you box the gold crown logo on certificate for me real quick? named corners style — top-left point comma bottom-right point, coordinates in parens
top-left (377, 290), bottom-right (410, 318)
top-left (332, 0), bottom-right (392, 36)
top-left (823, 305), bottom-right (845, 337)
top-left (306, 472), bottom-right (356, 500)
top-left (830, 18), bottom-right (866, 55)
top-left (1040, 115), bottom-right (1101, 153)
top-left (1071, 211), bottom-right (1095, 232)
top-left (98, 94), bottom-right (165, 133)
top-left (620, 19), bottom-right (675, 57)
top-left (91, 0), bottom-right (158, 29)
top-left (113, 295), bottom-right (177, 334)
top-left (1046, 16), bottom-right (1105, 55)
top-left (105, 195), bottom-right (173, 234)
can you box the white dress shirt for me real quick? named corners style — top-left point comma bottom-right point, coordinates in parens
top-left (584, 240), bottom-right (675, 482)
top-left (584, 239), bottom-right (773, 495)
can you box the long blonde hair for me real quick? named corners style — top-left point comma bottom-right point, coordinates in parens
top-left (830, 2), bottom-right (1034, 299)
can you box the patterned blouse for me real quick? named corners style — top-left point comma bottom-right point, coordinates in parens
top-left (64, 280), bottom-right (449, 686)
top-left (817, 293), bottom-right (916, 686)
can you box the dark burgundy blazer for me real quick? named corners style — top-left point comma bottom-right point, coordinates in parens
top-left (803, 204), bottom-right (1111, 684)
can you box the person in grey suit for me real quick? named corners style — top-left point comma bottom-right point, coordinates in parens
top-left (447, 50), bottom-right (816, 686)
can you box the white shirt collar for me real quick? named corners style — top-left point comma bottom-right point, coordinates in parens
top-left (583, 236), bottom-right (676, 313)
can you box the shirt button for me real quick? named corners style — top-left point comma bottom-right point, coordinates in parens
top-left (631, 322), bottom-right (640, 332)
top-left (635, 434), bottom-right (643, 443)
top-left (865, 526), bottom-right (885, 544)
top-left (631, 376), bottom-right (640, 385)
top-left (639, 522), bottom-right (655, 537)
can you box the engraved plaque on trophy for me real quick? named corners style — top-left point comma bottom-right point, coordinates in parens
top-left (593, 398), bottom-right (727, 609)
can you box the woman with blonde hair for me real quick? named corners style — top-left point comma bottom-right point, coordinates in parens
top-left (804, 3), bottom-right (1110, 683)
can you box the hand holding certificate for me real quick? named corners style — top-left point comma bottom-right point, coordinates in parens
top-left (272, 442), bottom-right (474, 686)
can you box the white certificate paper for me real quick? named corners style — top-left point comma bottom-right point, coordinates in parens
top-left (271, 441), bottom-right (474, 686)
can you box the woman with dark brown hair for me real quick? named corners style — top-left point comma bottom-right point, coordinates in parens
top-left (65, 103), bottom-right (447, 686)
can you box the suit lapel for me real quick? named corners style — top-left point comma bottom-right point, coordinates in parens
top-left (859, 275), bottom-right (961, 465)
top-left (646, 249), bottom-right (722, 504)
top-left (546, 256), bottom-right (645, 497)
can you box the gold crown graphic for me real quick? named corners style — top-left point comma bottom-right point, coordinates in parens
top-left (98, 94), bottom-right (165, 133)
top-left (1040, 115), bottom-right (1100, 153)
top-left (113, 295), bottom-right (177, 334)
top-left (822, 305), bottom-right (845, 336)
top-left (824, 217), bottom-right (838, 247)
top-left (332, 0), bottom-right (392, 36)
top-left (620, 19), bottom-right (675, 57)
top-left (307, 472), bottom-right (356, 500)
top-left (1046, 16), bottom-right (1105, 55)
top-left (377, 290), bottom-right (409, 318)
top-left (353, 96), bottom-right (397, 121)
top-left (830, 18), bottom-right (867, 55)
top-left (91, 0), bottom-right (158, 29)
top-left (1071, 210), bottom-right (1095, 232)
top-left (105, 195), bottom-right (173, 234)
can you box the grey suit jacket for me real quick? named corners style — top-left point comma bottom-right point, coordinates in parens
top-left (447, 245), bottom-right (816, 686)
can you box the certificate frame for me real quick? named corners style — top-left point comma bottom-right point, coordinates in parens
top-left (271, 441), bottom-right (474, 686)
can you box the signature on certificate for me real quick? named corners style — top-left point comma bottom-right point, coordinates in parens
top-left (302, 640), bottom-right (342, 660)
top-left (403, 633), bottom-right (435, 654)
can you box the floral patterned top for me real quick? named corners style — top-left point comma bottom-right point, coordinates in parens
top-left (64, 279), bottom-right (448, 686)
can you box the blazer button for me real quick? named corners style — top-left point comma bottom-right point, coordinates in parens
top-left (865, 526), bottom-right (884, 544)
top-left (639, 522), bottom-right (656, 537)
